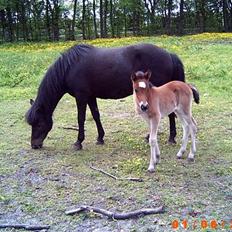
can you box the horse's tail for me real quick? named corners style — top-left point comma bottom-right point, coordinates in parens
top-left (170, 53), bottom-right (185, 82)
top-left (188, 84), bottom-right (200, 104)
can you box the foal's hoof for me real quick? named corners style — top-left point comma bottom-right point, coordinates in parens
top-left (168, 137), bottom-right (176, 145)
top-left (148, 167), bottom-right (155, 173)
top-left (73, 142), bottom-right (83, 150)
top-left (96, 139), bottom-right (104, 145)
top-left (187, 157), bottom-right (195, 163)
top-left (177, 156), bottom-right (183, 160)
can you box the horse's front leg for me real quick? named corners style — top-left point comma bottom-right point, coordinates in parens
top-left (148, 117), bottom-right (160, 172)
top-left (88, 97), bottom-right (105, 145)
top-left (168, 112), bottom-right (177, 144)
top-left (74, 97), bottom-right (87, 150)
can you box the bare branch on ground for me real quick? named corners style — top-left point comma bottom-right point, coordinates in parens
top-left (0, 224), bottom-right (50, 231)
top-left (65, 205), bottom-right (165, 219)
top-left (90, 166), bottom-right (143, 182)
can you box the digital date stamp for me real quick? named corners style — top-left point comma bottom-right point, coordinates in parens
top-left (171, 219), bottom-right (232, 230)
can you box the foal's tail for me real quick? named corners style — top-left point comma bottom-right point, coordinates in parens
top-left (188, 84), bottom-right (200, 104)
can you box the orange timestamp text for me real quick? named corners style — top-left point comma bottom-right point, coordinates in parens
top-left (171, 219), bottom-right (232, 230)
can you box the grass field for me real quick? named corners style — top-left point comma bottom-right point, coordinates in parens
top-left (0, 33), bottom-right (232, 231)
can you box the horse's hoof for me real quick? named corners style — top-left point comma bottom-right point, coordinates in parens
top-left (96, 139), bottom-right (104, 145)
top-left (187, 157), bottom-right (195, 162)
top-left (73, 142), bottom-right (83, 150)
top-left (145, 134), bottom-right (149, 143)
top-left (31, 144), bottom-right (43, 149)
top-left (168, 138), bottom-right (176, 145)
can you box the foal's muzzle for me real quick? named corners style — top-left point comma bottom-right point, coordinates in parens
top-left (141, 104), bottom-right (149, 112)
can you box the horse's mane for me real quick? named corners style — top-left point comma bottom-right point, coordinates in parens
top-left (26, 44), bottom-right (94, 125)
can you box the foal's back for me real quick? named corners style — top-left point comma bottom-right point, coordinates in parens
top-left (151, 81), bottom-right (193, 116)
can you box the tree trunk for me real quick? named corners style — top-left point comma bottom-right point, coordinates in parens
top-left (53, 0), bottom-right (60, 41)
top-left (46, 0), bottom-right (52, 40)
top-left (110, 0), bottom-right (114, 37)
top-left (93, 0), bottom-right (98, 38)
top-left (124, 6), bottom-right (127, 37)
top-left (20, 0), bottom-right (29, 41)
top-left (82, 0), bottom-right (86, 39)
top-left (230, 1), bottom-right (232, 31)
top-left (222, 0), bottom-right (229, 31)
top-left (104, 0), bottom-right (108, 37)
top-left (6, 7), bottom-right (14, 42)
top-left (100, 0), bottom-right (104, 37)
top-left (166, 0), bottom-right (172, 34)
top-left (195, 0), bottom-right (205, 33)
top-left (178, 0), bottom-right (184, 35)
top-left (0, 10), bottom-right (6, 41)
top-left (86, 1), bottom-right (91, 39)
top-left (71, 0), bottom-right (78, 40)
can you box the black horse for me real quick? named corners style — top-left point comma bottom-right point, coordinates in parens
top-left (26, 43), bottom-right (185, 150)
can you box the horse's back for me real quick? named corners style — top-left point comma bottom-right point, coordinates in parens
top-left (65, 43), bottom-right (176, 99)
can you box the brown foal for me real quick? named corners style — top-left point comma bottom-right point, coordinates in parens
top-left (131, 70), bottom-right (199, 172)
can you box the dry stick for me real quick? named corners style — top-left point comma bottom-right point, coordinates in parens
top-left (0, 224), bottom-right (50, 231)
top-left (90, 166), bottom-right (143, 182)
top-left (59, 126), bottom-right (79, 131)
top-left (65, 205), bottom-right (165, 219)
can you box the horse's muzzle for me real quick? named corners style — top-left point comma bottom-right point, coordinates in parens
top-left (141, 104), bottom-right (149, 112)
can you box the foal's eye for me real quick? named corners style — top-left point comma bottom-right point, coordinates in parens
top-left (135, 89), bottom-right (138, 93)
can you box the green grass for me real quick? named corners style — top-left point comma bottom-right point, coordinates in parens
top-left (0, 34), bottom-right (232, 231)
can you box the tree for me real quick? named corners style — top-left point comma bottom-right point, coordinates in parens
top-left (178, 0), bottom-right (184, 34)
top-left (93, 0), bottom-right (98, 38)
top-left (71, 0), bottom-right (78, 40)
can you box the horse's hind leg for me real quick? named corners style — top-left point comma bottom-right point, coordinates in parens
top-left (168, 112), bottom-right (177, 144)
top-left (88, 97), bottom-right (105, 145)
top-left (74, 97), bottom-right (87, 150)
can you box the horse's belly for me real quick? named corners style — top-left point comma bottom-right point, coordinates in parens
top-left (95, 88), bottom-right (132, 99)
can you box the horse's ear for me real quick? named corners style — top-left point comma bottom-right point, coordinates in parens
top-left (145, 70), bottom-right (152, 80)
top-left (30, 99), bottom-right (34, 105)
top-left (131, 73), bottom-right (137, 81)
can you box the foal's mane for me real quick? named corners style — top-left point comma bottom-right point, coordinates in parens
top-left (26, 44), bottom-right (94, 125)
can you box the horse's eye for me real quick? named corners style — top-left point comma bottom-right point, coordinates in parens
top-left (135, 89), bottom-right (138, 93)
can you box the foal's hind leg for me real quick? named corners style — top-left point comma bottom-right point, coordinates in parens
top-left (176, 115), bottom-right (190, 159)
top-left (88, 97), bottom-right (105, 145)
top-left (187, 117), bottom-right (197, 162)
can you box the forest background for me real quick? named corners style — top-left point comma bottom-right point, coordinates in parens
top-left (0, 0), bottom-right (232, 42)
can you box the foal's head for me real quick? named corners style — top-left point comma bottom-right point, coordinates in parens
top-left (131, 70), bottom-right (152, 112)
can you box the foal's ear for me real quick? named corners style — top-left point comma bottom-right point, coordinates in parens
top-left (145, 70), bottom-right (152, 80)
top-left (131, 72), bottom-right (137, 81)
top-left (30, 99), bottom-right (35, 105)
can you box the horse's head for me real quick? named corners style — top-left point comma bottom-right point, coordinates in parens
top-left (131, 70), bottom-right (152, 112)
top-left (26, 99), bottom-right (53, 149)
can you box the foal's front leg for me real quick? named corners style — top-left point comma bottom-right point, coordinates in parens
top-left (148, 117), bottom-right (160, 172)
